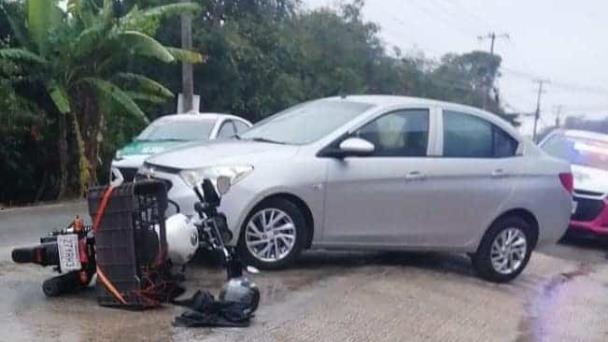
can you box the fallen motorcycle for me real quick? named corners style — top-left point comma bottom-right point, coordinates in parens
top-left (11, 216), bottom-right (97, 297)
top-left (11, 174), bottom-right (259, 318)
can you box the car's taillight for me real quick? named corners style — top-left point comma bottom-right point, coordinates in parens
top-left (559, 173), bottom-right (574, 194)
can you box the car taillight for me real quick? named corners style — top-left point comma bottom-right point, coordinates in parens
top-left (559, 173), bottom-right (574, 194)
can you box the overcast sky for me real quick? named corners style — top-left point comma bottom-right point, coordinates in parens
top-left (304, 0), bottom-right (608, 135)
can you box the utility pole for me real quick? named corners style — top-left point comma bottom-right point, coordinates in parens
top-left (180, 0), bottom-right (193, 113)
top-left (478, 32), bottom-right (509, 110)
top-left (554, 105), bottom-right (563, 128)
top-left (532, 79), bottom-right (549, 142)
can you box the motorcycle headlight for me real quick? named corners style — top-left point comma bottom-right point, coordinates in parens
top-left (180, 165), bottom-right (254, 193)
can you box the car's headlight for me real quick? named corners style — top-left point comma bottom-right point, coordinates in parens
top-left (180, 165), bottom-right (254, 191)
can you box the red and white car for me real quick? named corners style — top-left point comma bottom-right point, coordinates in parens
top-left (540, 129), bottom-right (608, 237)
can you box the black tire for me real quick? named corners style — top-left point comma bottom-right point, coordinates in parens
top-left (42, 272), bottom-right (81, 297)
top-left (237, 198), bottom-right (306, 270)
top-left (471, 216), bottom-right (534, 283)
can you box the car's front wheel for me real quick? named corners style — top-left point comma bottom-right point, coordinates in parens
top-left (471, 216), bottom-right (533, 283)
top-left (237, 198), bottom-right (306, 270)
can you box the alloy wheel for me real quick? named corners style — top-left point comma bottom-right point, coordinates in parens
top-left (490, 227), bottom-right (528, 275)
top-left (244, 208), bottom-right (297, 263)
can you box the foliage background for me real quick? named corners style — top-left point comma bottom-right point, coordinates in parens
top-left (0, 0), bottom-right (569, 205)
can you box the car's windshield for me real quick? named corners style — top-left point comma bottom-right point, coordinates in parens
top-left (137, 118), bottom-right (215, 141)
top-left (240, 100), bottom-right (373, 145)
top-left (541, 134), bottom-right (608, 171)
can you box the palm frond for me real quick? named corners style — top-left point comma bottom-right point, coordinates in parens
top-left (114, 72), bottom-right (174, 98)
top-left (82, 77), bottom-right (149, 123)
top-left (0, 4), bottom-right (29, 48)
top-left (71, 22), bottom-right (111, 59)
top-left (117, 31), bottom-right (175, 63)
top-left (27, 0), bottom-right (64, 54)
top-left (68, 0), bottom-right (99, 26)
top-left (165, 47), bottom-right (204, 64)
top-left (0, 48), bottom-right (47, 64)
top-left (122, 3), bottom-right (201, 28)
top-left (124, 91), bottom-right (169, 104)
top-left (47, 83), bottom-right (71, 114)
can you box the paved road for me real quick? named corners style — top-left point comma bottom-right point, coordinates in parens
top-left (1, 202), bottom-right (607, 342)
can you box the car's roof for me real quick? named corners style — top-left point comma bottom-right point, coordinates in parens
top-left (559, 129), bottom-right (608, 142)
top-left (321, 95), bottom-right (518, 136)
top-left (323, 95), bottom-right (493, 115)
top-left (155, 112), bottom-right (250, 123)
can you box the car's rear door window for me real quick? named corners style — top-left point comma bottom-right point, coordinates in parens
top-left (355, 109), bottom-right (429, 157)
top-left (443, 110), bottom-right (518, 158)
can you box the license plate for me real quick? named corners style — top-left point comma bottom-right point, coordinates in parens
top-left (57, 234), bottom-right (82, 272)
top-left (571, 200), bottom-right (578, 215)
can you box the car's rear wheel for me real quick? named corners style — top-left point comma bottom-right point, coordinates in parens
top-left (237, 198), bottom-right (306, 270)
top-left (471, 216), bottom-right (533, 283)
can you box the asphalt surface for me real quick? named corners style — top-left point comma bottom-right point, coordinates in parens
top-left (1, 201), bottom-right (608, 342)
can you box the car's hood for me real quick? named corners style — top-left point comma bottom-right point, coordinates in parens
top-left (120, 140), bottom-right (197, 156)
top-left (572, 164), bottom-right (608, 194)
top-left (145, 140), bottom-right (300, 169)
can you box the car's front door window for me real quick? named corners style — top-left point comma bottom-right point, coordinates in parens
top-left (355, 109), bottom-right (429, 157)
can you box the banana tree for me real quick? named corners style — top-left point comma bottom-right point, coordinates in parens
top-left (0, 0), bottom-right (202, 196)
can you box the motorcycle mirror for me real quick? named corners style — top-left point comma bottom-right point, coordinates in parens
top-left (216, 175), bottom-right (231, 196)
top-left (110, 167), bottom-right (124, 188)
top-left (246, 266), bottom-right (260, 274)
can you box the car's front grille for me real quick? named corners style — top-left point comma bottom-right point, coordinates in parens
top-left (118, 167), bottom-right (138, 182)
top-left (572, 196), bottom-right (605, 222)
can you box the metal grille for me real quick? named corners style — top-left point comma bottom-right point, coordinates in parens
top-left (572, 196), bottom-right (605, 222)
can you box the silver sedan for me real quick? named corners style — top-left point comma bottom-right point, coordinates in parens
top-left (141, 96), bottom-right (572, 282)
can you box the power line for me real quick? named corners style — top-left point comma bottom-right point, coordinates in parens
top-left (501, 66), bottom-right (608, 95)
top-left (449, 0), bottom-right (498, 32)
top-left (421, 0), bottom-right (482, 38)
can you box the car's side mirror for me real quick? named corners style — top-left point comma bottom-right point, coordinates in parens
top-left (339, 137), bottom-right (375, 156)
top-left (318, 137), bottom-right (375, 158)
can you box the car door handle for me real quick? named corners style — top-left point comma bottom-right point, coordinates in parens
top-left (491, 169), bottom-right (507, 178)
top-left (405, 171), bottom-right (426, 181)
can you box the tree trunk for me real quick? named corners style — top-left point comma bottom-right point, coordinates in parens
top-left (71, 112), bottom-right (89, 197)
top-left (70, 86), bottom-right (99, 196)
top-left (81, 92), bottom-right (101, 188)
top-left (56, 113), bottom-right (69, 199)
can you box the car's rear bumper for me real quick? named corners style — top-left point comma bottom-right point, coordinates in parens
top-left (569, 198), bottom-right (608, 236)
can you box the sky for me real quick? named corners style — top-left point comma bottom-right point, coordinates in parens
top-left (303, 0), bottom-right (608, 135)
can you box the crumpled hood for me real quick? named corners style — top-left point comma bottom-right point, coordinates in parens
top-left (120, 140), bottom-right (197, 156)
top-left (145, 140), bottom-right (300, 169)
top-left (572, 164), bottom-right (608, 194)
